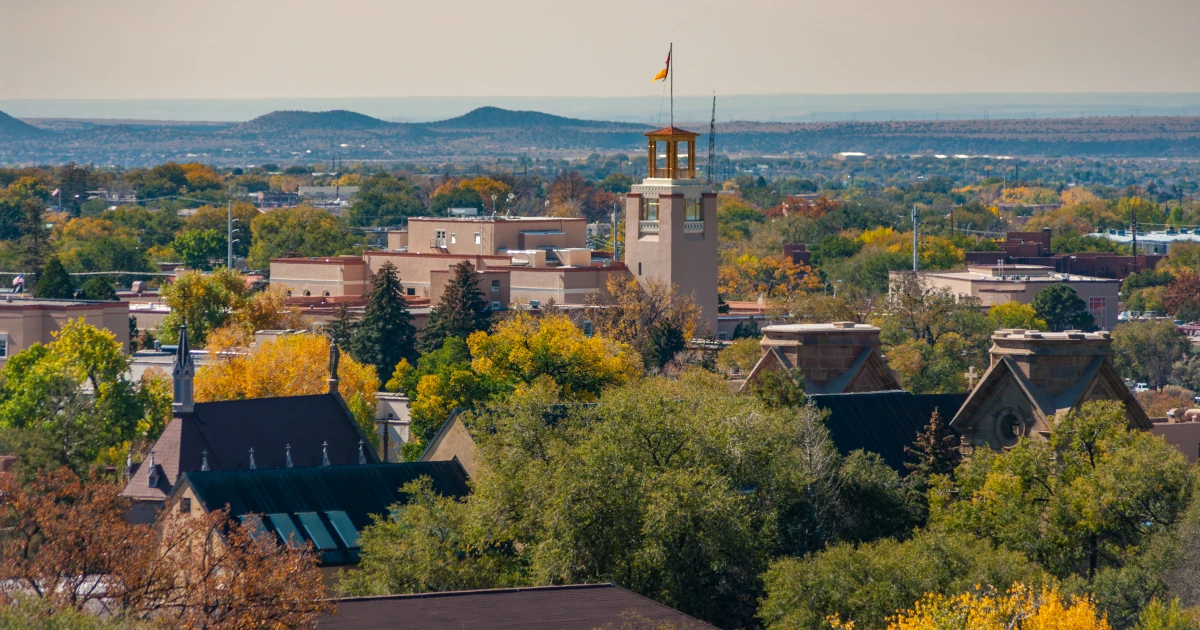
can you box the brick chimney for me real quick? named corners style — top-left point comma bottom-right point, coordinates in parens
top-left (755, 322), bottom-right (900, 393)
top-left (988, 329), bottom-right (1114, 397)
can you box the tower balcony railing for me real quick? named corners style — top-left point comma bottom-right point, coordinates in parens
top-left (684, 220), bottom-right (705, 233)
top-left (639, 221), bottom-right (660, 234)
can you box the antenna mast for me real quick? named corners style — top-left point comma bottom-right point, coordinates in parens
top-left (707, 93), bottom-right (717, 185)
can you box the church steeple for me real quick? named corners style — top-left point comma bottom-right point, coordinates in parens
top-left (172, 323), bottom-right (195, 415)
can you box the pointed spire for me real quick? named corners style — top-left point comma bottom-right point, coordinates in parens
top-left (147, 449), bottom-right (159, 487)
top-left (358, 439), bottom-right (366, 465)
top-left (286, 444), bottom-right (293, 468)
top-left (248, 447), bottom-right (256, 470)
top-left (321, 441), bottom-right (330, 467)
top-left (200, 448), bottom-right (209, 471)
top-left (327, 343), bottom-right (340, 395)
top-left (172, 322), bottom-right (195, 414)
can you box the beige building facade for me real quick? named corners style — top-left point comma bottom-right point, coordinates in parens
top-left (406, 216), bottom-right (588, 257)
top-left (0, 298), bottom-right (131, 361)
top-left (900, 264), bottom-right (1121, 330)
top-left (270, 256), bottom-right (371, 299)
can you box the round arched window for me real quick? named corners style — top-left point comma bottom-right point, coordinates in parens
top-left (997, 411), bottom-right (1024, 446)
top-left (303, 290), bottom-right (311, 297)
top-left (323, 291), bottom-right (331, 297)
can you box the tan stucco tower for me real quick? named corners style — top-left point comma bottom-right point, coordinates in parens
top-left (624, 126), bottom-right (719, 335)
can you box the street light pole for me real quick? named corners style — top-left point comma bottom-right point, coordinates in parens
top-left (227, 200), bottom-right (234, 269)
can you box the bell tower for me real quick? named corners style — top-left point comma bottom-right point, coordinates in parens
top-left (625, 126), bottom-right (719, 335)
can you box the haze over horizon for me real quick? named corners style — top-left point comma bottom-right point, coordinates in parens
top-left (3, 0), bottom-right (1199, 103)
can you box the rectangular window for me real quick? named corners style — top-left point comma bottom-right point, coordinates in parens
top-left (450, 233), bottom-right (456, 244)
top-left (491, 301), bottom-right (502, 310)
top-left (491, 280), bottom-right (500, 292)
top-left (296, 512), bottom-right (338, 550)
top-left (582, 321), bottom-right (594, 337)
top-left (406, 287), bottom-right (416, 296)
top-left (685, 199), bottom-right (702, 221)
top-left (179, 498), bottom-right (191, 513)
top-left (638, 262), bottom-right (642, 276)
top-left (267, 513), bottom-right (303, 547)
top-left (0, 335), bottom-right (8, 358)
top-left (640, 198), bottom-right (658, 221)
top-left (435, 230), bottom-right (446, 240)
top-left (325, 511), bottom-right (361, 548)
top-left (1088, 296), bottom-right (1107, 329)
top-left (474, 233), bottom-right (481, 245)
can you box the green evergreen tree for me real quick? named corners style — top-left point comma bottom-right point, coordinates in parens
top-left (1032, 283), bottom-right (1096, 332)
top-left (19, 199), bottom-right (50, 280)
top-left (34, 257), bottom-right (74, 299)
top-left (903, 408), bottom-right (961, 522)
top-left (324, 302), bottom-right (358, 350)
top-left (418, 260), bottom-right (492, 353)
top-left (732, 315), bottom-right (761, 340)
top-left (350, 261), bottom-right (416, 378)
top-left (78, 276), bottom-right (118, 301)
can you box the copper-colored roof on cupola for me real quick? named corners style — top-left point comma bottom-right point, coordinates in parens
top-left (645, 125), bottom-right (697, 137)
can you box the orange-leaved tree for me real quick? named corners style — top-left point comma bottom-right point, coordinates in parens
top-left (0, 468), bottom-right (330, 629)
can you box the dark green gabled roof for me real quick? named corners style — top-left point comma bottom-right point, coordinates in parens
top-left (178, 461), bottom-right (469, 565)
top-left (810, 391), bottom-right (968, 472)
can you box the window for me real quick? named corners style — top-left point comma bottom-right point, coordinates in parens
top-left (717, 331), bottom-right (728, 340)
top-left (406, 287), bottom-right (416, 296)
top-left (303, 290), bottom-right (311, 297)
top-left (581, 320), bottom-right (593, 337)
top-left (325, 511), bottom-right (361, 548)
top-left (179, 498), bottom-right (191, 513)
top-left (640, 198), bottom-right (658, 221)
top-left (267, 513), bottom-right (303, 547)
top-left (474, 233), bottom-right (481, 245)
top-left (0, 335), bottom-right (8, 359)
top-left (1088, 296), bottom-right (1106, 329)
top-left (638, 262), bottom-right (642, 276)
top-left (450, 233), bottom-right (456, 244)
top-left (238, 515), bottom-right (270, 541)
top-left (323, 291), bottom-right (330, 297)
top-left (491, 301), bottom-right (502, 310)
top-left (296, 512), bottom-right (338, 550)
top-left (491, 280), bottom-right (501, 293)
top-left (685, 199), bottom-right (702, 221)
top-left (435, 230), bottom-right (446, 240)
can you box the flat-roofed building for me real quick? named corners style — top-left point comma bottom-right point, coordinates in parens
top-left (0, 298), bottom-right (130, 361)
top-left (270, 256), bottom-right (371, 299)
top-left (898, 264), bottom-right (1121, 330)
top-left (408, 216), bottom-right (587, 257)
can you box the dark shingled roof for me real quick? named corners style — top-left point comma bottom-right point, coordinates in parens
top-left (810, 391), bottom-right (968, 472)
top-left (123, 393), bottom-right (378, 503)
top-left (316, 584), bottom-right (717, 629)
top-left (179, 461), bottom-right (469, 566)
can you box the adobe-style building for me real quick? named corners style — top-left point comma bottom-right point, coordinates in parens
top-left (625, 126), bottom-right (719, 334)
top-left (270, 142), bottom-right (722, 334)
top-left (0, 298), bottom-right (130, 361)
top-left (901, 265), bottom-right (1121, 330)
top-left (963, 229), bottom-right (1165, 280)
top-left (950, 329), bottom-right (1150, 451)
top-left (741, 323), bottom-right (902, 394)
top-left (122, 327), bottom-right (379, 522)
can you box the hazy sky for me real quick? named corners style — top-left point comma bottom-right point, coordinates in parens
top-left (2, 0), bottom-right (1199, 100)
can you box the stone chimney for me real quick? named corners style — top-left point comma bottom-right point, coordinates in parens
top-left (754, 322), bottom-right (900, 394)
top-left (988, 329), bottom-right (1114, 397)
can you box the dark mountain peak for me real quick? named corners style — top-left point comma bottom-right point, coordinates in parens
top-left (233, 109), bottom-right (393, 133)
top-left (0, 110), bottom-right (48, 139)
top-left (425, 106), bottom-right (645, 130)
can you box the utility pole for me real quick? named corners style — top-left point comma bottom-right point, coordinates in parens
top-left (612, 203), bottom-right (619, 261)
top-left (227, 200), bottom-right (233, 269)
top-left (912, 205), bottom-right (920, 272)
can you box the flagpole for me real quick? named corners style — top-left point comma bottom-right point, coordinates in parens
top-left (669, 43), bottom-right (674, 128)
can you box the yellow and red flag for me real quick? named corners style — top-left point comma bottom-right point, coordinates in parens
top-left (653, 47), bottom-right (671, 82)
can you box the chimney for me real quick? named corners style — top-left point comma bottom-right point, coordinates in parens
top-left (172, 323), bottom-right (195, 414)
top-left (757, 322), bottom-right (898, 393)
top-left (989, 329), bottom-right (1114, 397)
top-left (328, 344), bottom-right (340, 395)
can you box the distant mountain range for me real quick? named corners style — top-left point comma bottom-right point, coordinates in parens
top-left (3, 106), bottom-right (1200, 166)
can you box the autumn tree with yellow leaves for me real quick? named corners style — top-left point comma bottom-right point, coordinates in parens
top-left (828, 583), bottom-right (1110, 630)
top-left (195, 332), bottom-right (379, 446)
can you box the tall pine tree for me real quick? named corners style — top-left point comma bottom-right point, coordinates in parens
top-left (418, 260), bottom-right (492, 353)
top-left (350, 262), bottom-right (416, 378)
top-left (903, 408), bottom-right (961, 521)
top-left (324, 302), bottom-right (358, 350)
top-left (34, 257), bottom-right (75, 299)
